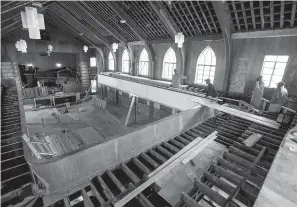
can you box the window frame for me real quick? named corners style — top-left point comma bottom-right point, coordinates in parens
top-left (194, 46), bottom-right (216, 85)
top-left (162, 48), bottom-right (176, 80)
top-left (139, 49), bottom-right (149, 76)
top-left (122, 49), bottom-right (130, 73)
top-left (108, 52), bottom-right (115, 71)
top-left (260, 55), bottom-right (288, 88)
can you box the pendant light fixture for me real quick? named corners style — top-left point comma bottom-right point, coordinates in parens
top-left (175, 32), bottom-right (184, 48)
top-left (112, 43), bottom-right (118, 52)
top-left (83, 45), bottom-right (88, 53)
top-left (21, 6), bottom-right (45, 39)
top-left (15, 39), bottom-right (27, 53)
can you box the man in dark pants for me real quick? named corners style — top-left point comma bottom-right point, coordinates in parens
top-left (205, 79), bottom-right (218, 98)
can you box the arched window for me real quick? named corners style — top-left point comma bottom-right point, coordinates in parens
top-left (139, 49), bottom-right (149, 76)
top-left (122, 49), bottom-right (129, 73)
top-left (162, 48), bottom-right (176, 80)
top-left (195, 47), bottom-right (216, 84)
top-left (108, 52), bottom-right (115, 71)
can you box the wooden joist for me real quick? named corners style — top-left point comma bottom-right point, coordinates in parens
top-left (113, 132), bottom-right (217, 207)
top-left (189, 97), bottom-right (280, 129)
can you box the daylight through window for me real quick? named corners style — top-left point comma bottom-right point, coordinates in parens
top-left (109, 52), bottom-right (114, 71)
top-left (261, 55), bottom-right (288, 87)
top-left (122, 49), bottom-right (129, 73)
top-left (139, 49), bottom-right (149, 76)
top-left (195, 47), bottom-right (216, 84)
top-left (162, 48), bottom-right (176, 80)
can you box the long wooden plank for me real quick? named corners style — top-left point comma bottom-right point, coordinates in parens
top-left (181, 134), bottom-right (217, 164)
top-left (114, 132), bottom-right (217, 207)
top-left (125, 95), bottom-right (136, 126)
top-left (189, 97), bottom-right (280, 129)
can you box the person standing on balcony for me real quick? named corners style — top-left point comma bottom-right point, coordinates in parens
top-left (205, 79), bottom-right (218, 98)
top-left (269, 81), bottom-right (288, 112)
top-left (250, 75), bottom-right (265, 109)
top-left (171, 69), bottom-right (187, 88)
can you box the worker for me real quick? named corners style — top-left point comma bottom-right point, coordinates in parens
top-left (250, 75), bottom-right (265, 109)
top-left (268, 81), bottom-right (288, 112)
top-left (205, 79), bottom-right (218, 98)
top-left (171, 69), bottom-right (187, 88)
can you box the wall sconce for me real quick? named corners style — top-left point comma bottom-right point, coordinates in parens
top-left (15, 39), bottom-right (27, 53)
top-left (56, 63), bottom-right (62, 67)
top-left (47, 44), bottom-right (53, 56)
top-left (83, 45), bottom-right (88, 53)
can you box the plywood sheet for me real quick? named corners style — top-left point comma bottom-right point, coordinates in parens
top-left (76, 127), bottom-right (104, 146)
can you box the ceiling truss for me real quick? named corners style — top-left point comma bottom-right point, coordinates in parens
top-left (1, 1), bottom-right (297, 43)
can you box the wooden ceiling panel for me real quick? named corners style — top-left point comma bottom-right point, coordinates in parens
top-left (116, 1), bottom-right (171, 40)
top-left (227, 1), bottom-right (297, 32)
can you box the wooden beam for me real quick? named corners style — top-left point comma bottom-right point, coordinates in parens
top-left (178, 2), bottom-right (196, 36)
top-left (232, 28), bottom-right (297, 39)
top-left (106, 1), bottom-right (148, 42)
top-left (291, 1), bottom-right (296, 28)
top-left (190, 1), bottom-right (207, 33)
top-left (125, 95), bottom-right (136, 126)
top-left (189, 97), bottom-right (280, 129)
top-left (76, 2), bottom-right (128, 45)
top-left (270, 1), bottom-right (274, 28)
top-left (148, 1), bottom-right (177, 38)
top-left (241, 1), bottom-right (248, 31)
top-left (205, 1), bottom-right (219, 33)
top-left (197, 1), bottom-right (213, 34)
top-left (212, 1), bottom-right (233, 92)
top-left (184, 2), bottom-right (201, 35)
top-left (280, 1), bottom-right (284, 29)
top-left (250, 1), bottom-right (256, 30)
top-left (52, 3), bottom-right (112, 50)
top-left (260, 1), bottom-right (265, 29)
top-left (231, 1), bottom-right (241, 31)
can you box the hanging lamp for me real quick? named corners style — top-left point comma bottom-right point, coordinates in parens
top-left (175, 32), bottom-right (184, 48)
top-left (15, 39), bottom-right (27, 53)
top-left (112, 43), bottom-right (118, 52)
top-left (83, 45), bottom-right (88, 53)
top-left (21, 6), bottom-right (45, 39)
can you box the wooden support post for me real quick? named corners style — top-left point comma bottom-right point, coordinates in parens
top-left (81, 189), bottom-right (94, 207)
top-left (125, 95), bottom-right (136, 127)
top-left (181, 192), bottom-right (203, 207)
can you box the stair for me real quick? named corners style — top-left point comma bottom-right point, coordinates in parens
top-left (1, 86), bottom-right (34, 207)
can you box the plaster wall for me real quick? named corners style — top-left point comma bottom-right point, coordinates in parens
top-left (231, 36), bottom-right (297, 96)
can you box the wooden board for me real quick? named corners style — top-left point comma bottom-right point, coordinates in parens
top-left (189, 97), bottom-right (280, 129)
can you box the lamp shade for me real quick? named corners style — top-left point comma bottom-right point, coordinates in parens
top-left (21, 7), bottom-right (45, 40)
top-left (83, 45), bottom-right (88, 52)
top-left (112, 43), bottom-right (118, 52)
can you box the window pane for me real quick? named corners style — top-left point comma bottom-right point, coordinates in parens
top-left (195, 47), bottom-right (216, 84)
top-left (163, 48), bottom-right (176, 79)
top-left (277, 56), bottom-right (289, 62)
top-left (275, 62), bottom-right (287, 69)
top-left (265, 55), bottom-right (277, 61)
top-left (262, 68), bottom-right (273, 75)
top-left (263, 61), bottom-right (275, 68)
top-left (273, 69), bottom-right (284, 76)
top-left (271, 75), bottom-right (282, 82)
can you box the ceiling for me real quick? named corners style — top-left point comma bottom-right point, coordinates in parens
top-left (1, 1), bottom-right (297, 45)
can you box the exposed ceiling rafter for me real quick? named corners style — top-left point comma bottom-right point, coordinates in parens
top-left (75, 2), bottom-right (128, 45)
top-left (52, 3), bottom-right (112, 50)
top-left (148, 1), bottom-right (177, 38)
top-left (105, 1), bottom-right (149, 43)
